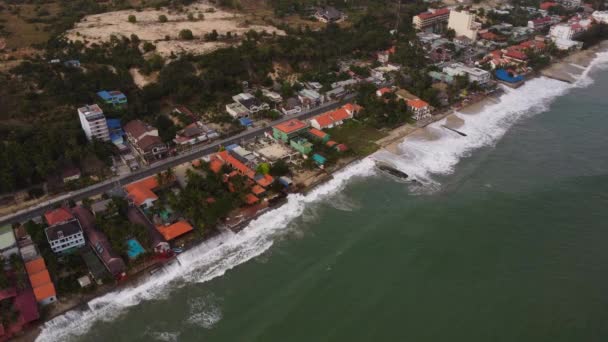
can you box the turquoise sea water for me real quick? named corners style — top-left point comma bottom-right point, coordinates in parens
top-left (38, 59), bottom-right (608, 342)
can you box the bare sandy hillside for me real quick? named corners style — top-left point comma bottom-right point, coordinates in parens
top-left (65, 1), bottom-right (284, 56)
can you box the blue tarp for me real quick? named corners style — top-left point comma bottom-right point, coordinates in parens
top-left (239, 118), bottom-right (254, 127)
top-left (495, 69), bottom-right (524, 83)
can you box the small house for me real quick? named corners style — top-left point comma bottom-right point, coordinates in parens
top-left (273, 119), bottom-right (309, 143)
top-left (97, 90), bottom-right (127, 107)
top-left (44, 214), bottom-right (86, 254)
top-left (25, 257), bottom-right (57, 305)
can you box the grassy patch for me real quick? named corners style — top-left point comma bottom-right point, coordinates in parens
top-left (0, 1), bottom-right (61, 48)
top-left (325, 120), bottom-right (387, 157)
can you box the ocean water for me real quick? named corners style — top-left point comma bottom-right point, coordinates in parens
top-left (37, 53), bottom-right (608, 342)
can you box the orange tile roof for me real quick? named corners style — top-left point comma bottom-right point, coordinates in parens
top-left (192, 159), bottom-right (201, 167)
top-left (407, 99), bottom-right (429, 109)
top-left (25, 258), bottom-right (46, 275)
top-left (217, 151), bottom-right (255, 179)
top-left (376, 87), bottom-right (392, 96)
top-left (127, 186), bottom-right (158, 207)
top-left (326, 140), bottom-right (338, 147)
top-left (342, 103), bottom-right (363, 114)
top-left (156, 221), bottom-right (193, 241)
top-left (308, 128), bottom-right (328, 138)
top-left (29, 270), bottom-right (51, 288)
top-left (32, 283), bottom-right (56, 302)
top-left (256, 174), bottom-right (274, 188)
top-left (251, 185), bottom-right (266, 195)
top-left (245, 194), bottom-right (259, 205)
top-left (124, 176), bottom-right (158, 192)
top-left (312, 108), bottom-right (351, 128)
top-left (209, 158), bottom-right (224, 173)
top-left (44, 208), bottom-right (74, 226)
top-left (274, 119), bottom-right (308, 134)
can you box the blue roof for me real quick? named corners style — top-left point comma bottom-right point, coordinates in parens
top-left (110, 133), bottom-right (124, 144)
top-left (225, 144), bottom-right (239, 151)
top-left (97, 90), bottom-right (127, 101)
top-left (239, 118), bottom-right (254, 127)
top-left (106, 118), bottom-right (122, 129)
top-left (495, 69), bottom-right (524, 83)
top-left (127, 239), bottom-right (145, 259)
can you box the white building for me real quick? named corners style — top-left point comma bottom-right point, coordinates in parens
top-left (413, 8), bottom-right (450, 32)
top-left (78, 104), bottom-right (110, 142)
top-left (557, 0), bottom-right (581, 9)
top-left (448, 10), bottom-right (479, 41)
top-left (443, 63), bottom-right (491, 84)
top-left (45, 219), bottom-right (86, 254)
top-left (226, 102), bottom-right (250, 118)
top-left (549, 23), bottom-right (585, 50)
top-left (592, 11), bottom-right (608, 24)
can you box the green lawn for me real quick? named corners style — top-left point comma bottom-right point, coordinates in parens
top-left (325, 121), bottom-right (387, 157)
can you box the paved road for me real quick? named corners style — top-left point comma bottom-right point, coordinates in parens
top-left (0, 95), bottom-right (355, 226)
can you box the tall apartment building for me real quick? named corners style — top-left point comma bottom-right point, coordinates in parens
top-left (413, 8), bottom-right (450, 33)
top-left (77, 104), bottom-right (110, 142)
top-left (448, 10), bottom-right (479, 41)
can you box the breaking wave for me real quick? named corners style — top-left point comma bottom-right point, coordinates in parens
top-left (36, 50), bottom-right (608, 342)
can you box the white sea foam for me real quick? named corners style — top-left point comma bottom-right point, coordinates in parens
top-left (186, 295), bottom-right (223, 329)
top-left (36, 51), bottom-right (608, 342)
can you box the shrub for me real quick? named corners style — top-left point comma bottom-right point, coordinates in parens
top-left (179, 29), bottom-right (194, 40)
top-left (128, 15), bottom-right (137, 23)
top-left (158, 14), bottom-right (168, 23)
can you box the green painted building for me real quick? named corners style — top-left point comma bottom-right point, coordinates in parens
top-left (273, 119), bottom-right (309, 143)
top-left (290, 137), bottom-right (313, 155)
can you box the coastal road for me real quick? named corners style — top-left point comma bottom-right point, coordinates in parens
top-left (0, 95), bottom-right (356, 226)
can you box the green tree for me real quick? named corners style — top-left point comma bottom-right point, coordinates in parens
top-left (128, 15), bottom-right (137, 23)
top-left (179, 29), bottom-right (194, 40)
top-left (158, 14), bottom-right (168, 23)
top-left (257, 162), bottom-right (270, 175)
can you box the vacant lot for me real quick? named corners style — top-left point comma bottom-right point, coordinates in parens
top-left (0, 1), bottom-right (61, 48)
top-left (65, 1), bottom-right (284, 57)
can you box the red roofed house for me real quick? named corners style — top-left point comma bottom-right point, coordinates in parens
top-left (406, 99), bottom-right (432, 120)
top-left (124, 176), bottom-right (159, 209)
top-left (504, 48), bottom-right (529, 63)
top-left (376, 87), bottom-right (392, 97)
top-left (25, 257), bottom-right (57, 305)
top-left (44, 208), bottom-right (74, 226)
top-left (72, 206), bottom-right (127, 279)
top-left (272, 119), bottom-right (309, 142)
top-left (244, 194), bottom-right (260, 205)
top-left (156, 220), bottom-right (193, 241)
top-left (308, 128), bottom-right (330, 143)
top-left (309, 103), bottom-right (362, 130)
top-left (124, 120), bottom-right (168, 164)
top-left (540, 2), bottom-right (558, 10)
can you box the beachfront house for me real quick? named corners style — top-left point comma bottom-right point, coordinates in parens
top-left (25, 257), bottom-right (57, 305)
top-left (72, 206), bottom-right (127, 280)
top-left (126, 206), bottom-right (171, 255)
top-left (407, 99), bottom-right (432, 120)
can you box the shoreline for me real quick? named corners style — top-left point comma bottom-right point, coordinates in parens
top-left (15, 42), bottom-right (608, 342)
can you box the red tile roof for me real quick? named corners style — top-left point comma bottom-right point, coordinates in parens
top-left (251, 185), bottom-right (266, 195)
top-left (256, 174), bottom-right (274, 188)
top-left (124, 176), bottom-right (159, 206)
top-left (29, 270), bottom-right (51, 288)
top-left (209, 158), bottom-right (224, 173)
top-left (505, 49), bottom-right (528, 61)
top-left (376, 87), bottom-right (392, 96)
top-left (216, 151), bottom-right (255, 179)
top-left (407, 99), bottom-right (430, 109)
top-left (274, 119), bottom-right (308, 134)
top-left (44, 208), bottom-right (74, 226)
top-left (540, 1), bottom-right (557, 10)
top-left (245, 194), bottom-right (260, 205)
top-left (32, 283), bottom-right (56, 302)
top-left (308, 128), bottom-right (328, 139)
top-left (342, 103), bottom-right (363, 114)
top-left (156, 221), bottom-right (193, 241)
top-left (312, 108), bottom-right (352, 128)
top-left (25, 258), bottom-right (46, 275)
top-left (417, 8), bottom-right (450, 20)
